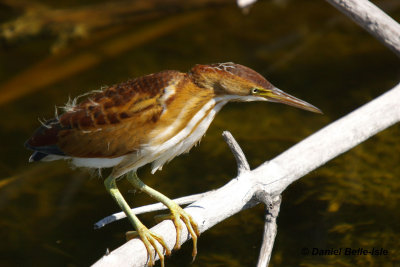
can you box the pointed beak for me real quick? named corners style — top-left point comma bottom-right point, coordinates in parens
top-left (259, 87), bottom-right (322, 114)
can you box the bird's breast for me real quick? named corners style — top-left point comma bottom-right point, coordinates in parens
top-left (109, 84), bottom-right (227, 176)
top-left (143, 96), bottom-right (230, 173)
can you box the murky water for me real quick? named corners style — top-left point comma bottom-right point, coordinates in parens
top-left (0, 0), bottom-right (399, 266)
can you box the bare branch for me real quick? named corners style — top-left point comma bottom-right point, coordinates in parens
top-left (94, 191), bottom-right (213, 229)
top-left (92, 83), bottom-right (400, 267)
top-left (325, 0), bottom-right (400, 57)
top-left (92, 1), bottom-right (400, 266)
top-left (256, 195), bottom-right (281, 267)
top-left (222, 131), bottom-right (250, 175)
top-left (95, 131), bottom-right (248, 228)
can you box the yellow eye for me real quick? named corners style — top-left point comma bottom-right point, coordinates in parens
top-left (251, 88), bottom-right (259, 94)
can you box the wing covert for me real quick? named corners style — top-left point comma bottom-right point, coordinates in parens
top-left (26, 70), bottom-right (186, 159)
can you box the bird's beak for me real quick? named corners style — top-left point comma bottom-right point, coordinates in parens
top-left (256, 87), bottom-right (322, 114)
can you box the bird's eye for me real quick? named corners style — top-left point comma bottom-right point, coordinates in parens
top-left (251, 88), bottom-right (259, 94)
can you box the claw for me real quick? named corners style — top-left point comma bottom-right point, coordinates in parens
top-left (154, 204), bottom-right (200, 260)
top-left (126, 227), bottom-right (171, 267)
top-left (123, 172), bottom-right (201, 264)
top-left (104, 174), bottom-right (174, 266)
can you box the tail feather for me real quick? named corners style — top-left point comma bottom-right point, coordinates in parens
top-left (29, 152), bottom-right (49, 162)
top-left (25, 118), bottom-right (66, 162)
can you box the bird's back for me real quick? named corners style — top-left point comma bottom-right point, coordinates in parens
top-left (26, 70), bottom-right (187, 160)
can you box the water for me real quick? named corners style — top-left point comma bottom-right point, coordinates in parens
top-left (0, 0), bottom-right (399, 266)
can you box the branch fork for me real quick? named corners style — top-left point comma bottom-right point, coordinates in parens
top-left (94, 131), bottom-right (285, 267)
top-left (93, 0), bottom-right (400, 265)
top-left (93, 80), bottom-right (400, 266)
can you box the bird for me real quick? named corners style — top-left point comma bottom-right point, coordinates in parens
top-left (25, 62), bottom-right (321, 267)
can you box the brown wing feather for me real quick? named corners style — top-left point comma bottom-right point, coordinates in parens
top-left (32, 70), bottom-right (185, 158)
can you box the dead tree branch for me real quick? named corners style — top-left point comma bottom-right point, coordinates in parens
top-left (93, 82), bottom-right (400, 266)
top-left (325, 0), bottom-right (400, 58)
top-left (93, 1), bottom-right (400, 266)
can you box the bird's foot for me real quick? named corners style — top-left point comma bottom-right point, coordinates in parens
top-left (126, 226), bottom-right (171, 267)
top-left (155, 204), bottom-right (200, 260)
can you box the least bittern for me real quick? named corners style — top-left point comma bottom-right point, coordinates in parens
top-left (25, 62), bottom-right (321, 266)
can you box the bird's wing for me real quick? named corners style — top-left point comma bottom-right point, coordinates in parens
top-left (25, 70), bottom-right (187, 158)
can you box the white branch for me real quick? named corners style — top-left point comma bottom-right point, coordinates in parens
top-left (236, 0), bottom-right (400, 57)
top-left (94, 191), bottom-right (214, 229)
top-left (93, 84), bottom-right (400, 267)
top-left (222, 130), bottom-right (250, 175)
top-left (93, 1), bottom-right (400, 266)
top-left (237, 0), bottom-right (257, 9)
top-left (326, 0), bottom-right (400, 57)
top-left (256, 195), bottom-right (281, 267)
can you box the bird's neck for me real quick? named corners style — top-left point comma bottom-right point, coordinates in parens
top-left (147, 95), bottom-right (229, 173)
top-left (147, 78), bottom-right (217, 144)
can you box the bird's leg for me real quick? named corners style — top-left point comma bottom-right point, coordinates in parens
top-left (104, 175), bottom-right (171, 267)
top-left (126, 171), bottom-right (200, 259)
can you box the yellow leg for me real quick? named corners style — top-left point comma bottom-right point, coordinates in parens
top-left (126, 171), bottom-right (200, 259)
top-left (104, 175), bottom-right (171, 267)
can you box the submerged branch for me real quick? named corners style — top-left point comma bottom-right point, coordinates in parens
top-left (0, 0), bottom-right (230, 52)
top-left (0, 11), bottom-right (205, 106)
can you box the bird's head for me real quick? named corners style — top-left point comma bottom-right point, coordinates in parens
top-left (190, 62), bottom-right (322, 113)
